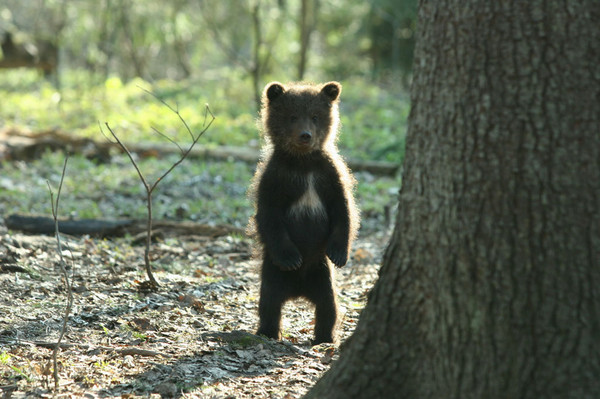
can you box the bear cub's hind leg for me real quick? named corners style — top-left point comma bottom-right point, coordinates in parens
top-left (313, 296), bottom-right (338, 345)
top-left (256, 259), bottom-right (287, 340)
top-left (306, 262), bottom-right (339, 344)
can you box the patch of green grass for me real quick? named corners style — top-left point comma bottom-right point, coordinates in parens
top-left (0, 151), bottom-right (253, 227)
top-left (119, 324), bottom-right (149, 342)
top-left (202, 275), bottom-right (225, 284)
top-left (93, 359), bottom-right (114, 371)
top-left (100, 324), bottom-right (110, 336)
top-left (230, 334), bottom-right (265, 348)
top-left (0, 352), bottom-right (32, 383)
top-left (0, 150), bottom-right (398, 234)
top-left (356, 174), bottom-right (400, 215)
top-left (9, 365), bottom-right (31, 382)
top-left (0, 351), bottom-right (11, 364)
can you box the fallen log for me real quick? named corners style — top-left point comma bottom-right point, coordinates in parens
top-left (0, 264), bottom-right (30, 274)
top-left (132, 143), bottom-right (400, 176)
top-left (0, 128), bottom-right (112, 162)
top-left (5, 214), bottom-right (243, 238)
top-left (0, 128), bottom-right (400, 176)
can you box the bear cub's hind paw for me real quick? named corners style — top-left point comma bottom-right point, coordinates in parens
top-left (256, 328), bottom-right (280, 341)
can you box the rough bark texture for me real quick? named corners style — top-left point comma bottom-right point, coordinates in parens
top-left (305, 0), bottom-right (600, 398)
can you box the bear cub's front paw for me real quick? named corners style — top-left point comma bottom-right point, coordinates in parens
top-left (271, 245), bottom-right (303, 271)
top-left (326, 241), bottom-right (348, 267)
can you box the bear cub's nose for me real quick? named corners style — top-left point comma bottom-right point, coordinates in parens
top-left (299, 131), bottom-right (312, 143)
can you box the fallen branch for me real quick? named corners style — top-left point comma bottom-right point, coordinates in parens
top-left (15, 340), bottom-right (166, 357)
top-left (5, 214), bottom-right (243, 238)
top-left (112, 347), bottom-right (166, 357)
top-left (6, 214), bottom-right (132, 236)
top-left (0, 264), bottom-right (30, 274)
top-left (0, 127), bottom-right (111, 162)
top-left (0, 128), bottom-right (400, 176)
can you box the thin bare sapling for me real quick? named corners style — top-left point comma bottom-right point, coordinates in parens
top-left (102, 90), bottom-right (215, 288)
top-left (46, 155), bottom-right (73, 391)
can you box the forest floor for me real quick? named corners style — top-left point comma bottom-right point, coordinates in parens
top-left (0, 212), bottom-right (389, 398)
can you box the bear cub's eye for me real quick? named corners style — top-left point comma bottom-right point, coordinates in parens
top-left (290, 116), bottom-right (298, 122)
top-left (311, 115), bottom-right (318, 123)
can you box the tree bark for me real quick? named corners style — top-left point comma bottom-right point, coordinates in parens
top-left (305, 1), bottom-right (600, 398)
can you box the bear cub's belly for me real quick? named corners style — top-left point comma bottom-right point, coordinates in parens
top-left (284, 172), bottom-right (329, 262)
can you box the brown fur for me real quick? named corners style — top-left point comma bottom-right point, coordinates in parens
top-left (248, 81), bottom-right (359, 344)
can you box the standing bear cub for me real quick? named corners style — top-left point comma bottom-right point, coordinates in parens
top-left (248, 81), bottom-right (359, 344)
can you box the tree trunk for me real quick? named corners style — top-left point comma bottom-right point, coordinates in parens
top-left (120, 0), bottom-right (147, 79)
top-left (251, 1), bottom-right (263, 111)
top-left (297, 0), bottom-right (317, 80)
top-left (305, 1), bottom-right (600, 398)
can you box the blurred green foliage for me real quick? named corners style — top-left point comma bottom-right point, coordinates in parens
top-left (0, 149), bottom-right (254, 226)
top-left (1, 0), bottom-right (415, 161)
top-left (1, 0), bottom-right (415, 85)
top-left (0, 0), bottom-right (411, 228)
top-left (0, 69), bottom-right (409, 162)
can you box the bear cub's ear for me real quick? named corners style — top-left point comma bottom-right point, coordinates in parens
top-left (321, 82), bottom-right (342, 102)
top-left (265, 82), bottom-right (285, 102)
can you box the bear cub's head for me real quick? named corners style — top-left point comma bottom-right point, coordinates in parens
top-left (261, 81), bottom-right (342, 156)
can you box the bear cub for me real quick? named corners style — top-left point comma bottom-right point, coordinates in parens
top-left (248, 81), bottom-right (359, 344)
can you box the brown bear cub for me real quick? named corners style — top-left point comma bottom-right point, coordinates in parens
top-left (248, 81), bottom-right (359, 344)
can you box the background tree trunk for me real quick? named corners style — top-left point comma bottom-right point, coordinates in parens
top-left (305, 1), bottom-right (600, 398)
top-left (297, 0), bottom-right (317, 80)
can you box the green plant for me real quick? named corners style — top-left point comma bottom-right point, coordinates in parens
top-left (0, 351), bottom-right (11, 364)
top-left (120, 324), bottom-right (148, 341)
top-left (0, 352), bottom-right (33, 383)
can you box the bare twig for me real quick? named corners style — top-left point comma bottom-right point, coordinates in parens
top-left (46, 155), bottom-right (73, 392)
top-left (13, 340), bottom-right (167, 357)
top-left (101, 91), bottom-right (215, 288)
top-left (151, 126), bottom-right (184, 155)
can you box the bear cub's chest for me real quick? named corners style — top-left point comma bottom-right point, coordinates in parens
top-left (287, 172), bottom-right (326, 219)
